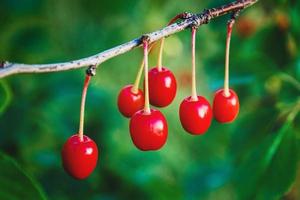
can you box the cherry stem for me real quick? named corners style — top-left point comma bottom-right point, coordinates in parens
top-left (191, 27), bottom-right (198, 101)
top-left (133, 13), bottom-right (187, 95)
top-left (78, 75), bottom-right (91, 141)
top-left (156, 13), bottom-right (186, 72)
top-left (224, 19), bottom-right (235, 97)
top-left (143, 39), bottom-right (151, 114)
top-left (131, 60), bottom-right (144, 94)
top-left (167, 13), bottom-right (187, 25)
top-left (157, 37), bottom-right (165, 71)
top-left (131, 44), bottom-right (155, 94)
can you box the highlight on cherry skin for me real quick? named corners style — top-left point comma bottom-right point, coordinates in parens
top-left (148, 67), bottom-right (177, 107)
top-left (62, 134), bottom-right (98, 180)
top-left (213, 88), bottom-right (239, 123)
top-left (179, 96), bottom-right (213, 135)
top-left (117, 84), bottom-right (145, 118)
top-left (129, 109), bottom-right (168, 151)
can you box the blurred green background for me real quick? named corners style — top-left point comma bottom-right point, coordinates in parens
top-left (0, 0), bottom-right (300, 199)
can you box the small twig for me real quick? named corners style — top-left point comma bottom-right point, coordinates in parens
top-left (0, 0), bottom-right (258, 78)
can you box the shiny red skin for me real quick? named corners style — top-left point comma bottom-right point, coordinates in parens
top-left (62, 134), bottom-right (98, 180)
top-left (117, 85), bottom-right (145, 118)
top-left (129, 109), bottom-right (168, 151)
top-left (213, 89), bottom-right (239, 123)
top-left (179, 96), bottom-right (212, 135)
top-left (148, 67), bottom-right (177, 107)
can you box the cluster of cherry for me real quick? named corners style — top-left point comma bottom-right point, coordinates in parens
top-left (118, 24), bottom-right (239, 152)
top-left (60, 19), bottom-right (239, 180)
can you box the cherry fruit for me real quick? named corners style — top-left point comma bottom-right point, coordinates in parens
top-left (117, 85), bottom-right (145, 118)
top-left (148, 67), bottom-right (177, 107)
top-left (213, 89), bottom-right (239, 123)
top-left (213, 20), bottom-right (239, 123)
top-left (62, 134), bottom-right (98, 180)
top-left (179, 96), bottom-right (212, 135)
top-left (129, 109), bottom-right (168, 151)
top-left (130, 38), bottom-right (168, 151)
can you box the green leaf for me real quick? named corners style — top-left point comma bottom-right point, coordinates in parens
top-left (0, 152), bottom-right (47, 200)
top-left (0, 80), bottom-right (12, 114)
top-left (233, 118), bottom-right (299, 200)
top-left (254, 125), bottom-right (299, 200)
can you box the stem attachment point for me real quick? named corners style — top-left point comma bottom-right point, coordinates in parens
top-left (86, 65), bottom-right (97, 76)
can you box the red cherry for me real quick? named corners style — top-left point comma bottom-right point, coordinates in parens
top-left (117, 85), bottom-right (145, 118)
top-left (179, 96), bottom-right (212, 135)
top-left (213, 89), bottom-right (239, 123)
top-left (129, 109), bottom-right (168, 151)
top-left (148, 67), bottom-right (177, 107)
top-left (62, 134), bottom-right (98, 180)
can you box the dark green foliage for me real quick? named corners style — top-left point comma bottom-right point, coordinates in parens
top-left (0, 152), bottom-right (47, 200)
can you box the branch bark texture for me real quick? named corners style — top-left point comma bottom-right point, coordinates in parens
top-left (0, 0), bottom-right (258, 78)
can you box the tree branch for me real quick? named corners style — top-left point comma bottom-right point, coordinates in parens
top-left (0, 0), bottom-right (258, 78)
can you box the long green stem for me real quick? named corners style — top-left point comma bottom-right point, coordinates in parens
top-left (131, 60), bottom-right (144, 94)
top-left (156, 13), bottom-right (185, 71)
top-left (191, 27), bottom-right (198, 101)
top-left (131, 44), bottom-right (155, 94)
top-left (143, 40), bottom-right (151, 114)
top-left (157, 38), bottom-right (165, 71)
top-left (78, 75), bottom-right (91, 141)
top-left (224, 20), bottom-right (235, 97)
